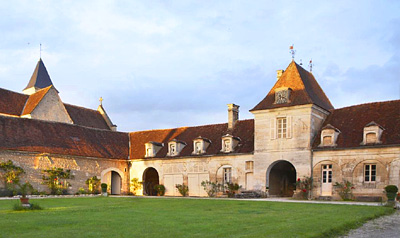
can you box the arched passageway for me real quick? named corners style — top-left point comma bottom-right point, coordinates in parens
top-left (267, 161), bottom-right (296, 197)
top-left (143, 167), bottom-right (159, 196)
top-left (111, 171), bottom-right (122, 195)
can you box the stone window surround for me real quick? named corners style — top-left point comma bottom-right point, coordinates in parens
top-left (192, 137), bottom-right (211, 155)
top-left (167, 139), bottom-right (187, 157)
top-left (361, 122), bottom-right (384, 145)
top-left (270, 116), bottom-right (292, 139)
top-left (319, 124), bottom-right (341, 147)
top-left (274, 87), bottom-right (292, 104)
top-left (220, 134), bottom-right (241, 153)
top-left (245, 161), bottom-right (254, 172)
top-left (145, 141), bottom-right (164, 158)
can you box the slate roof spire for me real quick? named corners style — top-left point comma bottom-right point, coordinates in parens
top-left (23, 58), bottom-right (56, 95)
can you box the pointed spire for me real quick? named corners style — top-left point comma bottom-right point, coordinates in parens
top-left (23, 59), bottom-right (55, 95)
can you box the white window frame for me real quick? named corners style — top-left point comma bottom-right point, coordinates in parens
top-left (364, 164), bottom-right (376, 183)
top-left (223, 167), bottom-right (232, 184)
top-left (277, 117), bottom-right (287, 138)
top-left (271, 116), bottom-right (292, 139)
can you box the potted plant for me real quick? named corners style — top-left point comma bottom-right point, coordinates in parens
top-left (17, 182), bottom-right (34, 206)
top-left (154, 184), bottom-right (165, 196)
top-left (384, 185), bottom-right (398, 202)
top-left (101, 183), bottom-right (108, 196)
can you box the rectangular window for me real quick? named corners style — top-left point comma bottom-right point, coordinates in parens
top-left (277, 117), bottom-right (287, 138)
top-left (195, 142), bottom-right (202, 153)
top-left (223, 168), bottom-right (232, 184)
top-left (245, 161), bottom-right (254, 171)
top-left (224, 139), bottom-right (231, 152)
top-left (364, 164), bottom-right (376, 182)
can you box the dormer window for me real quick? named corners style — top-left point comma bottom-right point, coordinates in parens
top-left (319, 124), bottom-right (341, 147)
top-left (221, 134), bottom-right (241, 153)
top-left (192, 136), bottom-right (211, 155)
top-left (361, 121), bottom-right (384, 145)
top-left (145, 141), bottom-right (163, 158)
top-left (274, 87), bottom-right (291, 104)
top-left (167, 139), bottom-right (187, 157)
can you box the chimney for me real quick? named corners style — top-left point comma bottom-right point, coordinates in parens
top-left (227, 104), bottom-right (239, 130)
top-left (276, 70), bottom-right (284, 80)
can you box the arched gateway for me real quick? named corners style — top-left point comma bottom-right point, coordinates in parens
top-left (266, 160), bottom-right (296, 197)
top-left (143, 167), bottom-right (159, 196)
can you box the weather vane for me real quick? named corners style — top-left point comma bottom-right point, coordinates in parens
top-left (99, 97), bottom-right (103, 106)
top-left (289, 44), bottom-right (296, 60)
top-left (40, 43), bottom-right (42, 59)
top-left (309, 59), bottom-right (313, 72)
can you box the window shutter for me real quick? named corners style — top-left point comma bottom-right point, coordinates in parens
top-left (287, 116), bottom-right (292, 138)
top-left (270, 118), bottom-right (276, 139)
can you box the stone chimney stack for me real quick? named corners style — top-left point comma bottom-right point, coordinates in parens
top-left (227, 104), bottom-right (239, 130)
top-left (277, 70), bottom-right (284, 80)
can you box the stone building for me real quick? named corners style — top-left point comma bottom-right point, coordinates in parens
top-left (0, 58), bottom-right (399, 200)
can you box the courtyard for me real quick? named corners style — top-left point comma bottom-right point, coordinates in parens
top-left (0, 197), bottom-right (393, 237)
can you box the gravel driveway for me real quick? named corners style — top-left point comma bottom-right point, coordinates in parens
top-left (341, 210), bottom-right (400, 238)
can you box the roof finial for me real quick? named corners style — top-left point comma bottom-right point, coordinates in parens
top-left (289, 44), bottom-right (296, 61)
top-left (99, 97), bottom-right (103, 106)
top-left (309, 59), bottom-right (313, 72)
top-left (40, 43), bottom-right (42, 59)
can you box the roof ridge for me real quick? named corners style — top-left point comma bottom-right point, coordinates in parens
top-left (0, 114), bottom-right (128, 134)
top-left (64, 103), bottom-right (98, 112)
top-left (0, 87), bottom-right (26, 96)
top-left (333, 99), bottom-right (400, 111)
top-left (129, 119), bottom-right (254, 134)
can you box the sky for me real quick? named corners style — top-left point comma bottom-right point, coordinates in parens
top-left (0, 0), bottom-right (399, 132)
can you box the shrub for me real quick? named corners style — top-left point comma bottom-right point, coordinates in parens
top-left (226, 182), bottom-right (241, 198)
top-left (384, 185), bottom-right (398, 201)
top-left (13, 203), bottom-right (43, 211)
top-left (201, 180), bottom-right (223, 197)
top-left (0, 160), bottom-right (25, 196)
top-left (384, 185), bottom-right (398, 193)
top-left (295, 177), bottom-right (313, 199)
top-left (175, 184), bottom-right (189, 197)
top-left (86, 176), bottom-right (101, 194)
top-left (154, 184), bottom-right (166, 196)
top-left (17, 182), bottom-right (34, 198)
top-left (334, 180), bottom-right (355, 201)
top-left (77, 187), bottom-right (86, 195)
top-left (130, 178), bottom-right (142, 195)
top-left (42, 168), bottom-right (74, 195)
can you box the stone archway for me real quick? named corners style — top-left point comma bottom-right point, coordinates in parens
top-left (143, 167), bottom-right (159, 196)
top-left (101, 168), bottom-right (124, 195)
top-left (266, 160), bottom-right (296, 197)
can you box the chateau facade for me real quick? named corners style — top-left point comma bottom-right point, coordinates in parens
top-left (0, 59), bottom-right (399, 200)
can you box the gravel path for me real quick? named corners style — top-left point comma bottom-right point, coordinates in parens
top-left (342, 210), bottom-right (400, 238)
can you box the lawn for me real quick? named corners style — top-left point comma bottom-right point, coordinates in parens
top-left (0, 197), bottom-right (393, 238)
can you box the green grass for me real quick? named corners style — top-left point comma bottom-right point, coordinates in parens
top-left (0, 197), bottom-right (394, 238)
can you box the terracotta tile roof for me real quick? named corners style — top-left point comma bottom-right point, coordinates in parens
top-left (129, 119), bottom-right (254, 159)
top-left (0, 115), bottom-right (129, 159)
top-left (0, 88), bottom-right (28, 116)
top-left (64, 104), bottom-right (110, 130)
top-left (251, 61), bottom-right (334, 111)
top-left (313, 100), bottom-right (400, 149)
top-left (21, 86), bottom-right (52, 115)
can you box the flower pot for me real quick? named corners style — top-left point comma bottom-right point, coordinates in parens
top-left (387, 192), bottom-right (397, 201)
top-left (20, 197), bottom-right (30, 204)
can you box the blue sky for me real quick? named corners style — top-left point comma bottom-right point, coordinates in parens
top-left (0, 1), bottom-right (399, 132)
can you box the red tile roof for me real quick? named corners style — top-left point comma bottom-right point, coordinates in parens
top-left (0, 115), bottom-right (128, 159)
top-left (251, 61), bottom-right (334, 111)
top-left (0, 88), bottom-right (28, 116)
top-left (21, 86), bottom-right (52, 115)
top-left (64, 104), bottom-right (110, 130)
top-left (313, 100), bottom-right (400, 149)
top-left (0, 86), bottom-right (111, 130)
top-left (129, 119), bottom-right (254, 159)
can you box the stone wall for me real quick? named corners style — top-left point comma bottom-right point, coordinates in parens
top-left (313, 147), bottom-right (400, 199)
top-left (0, 150), bottom-right (129, 194)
